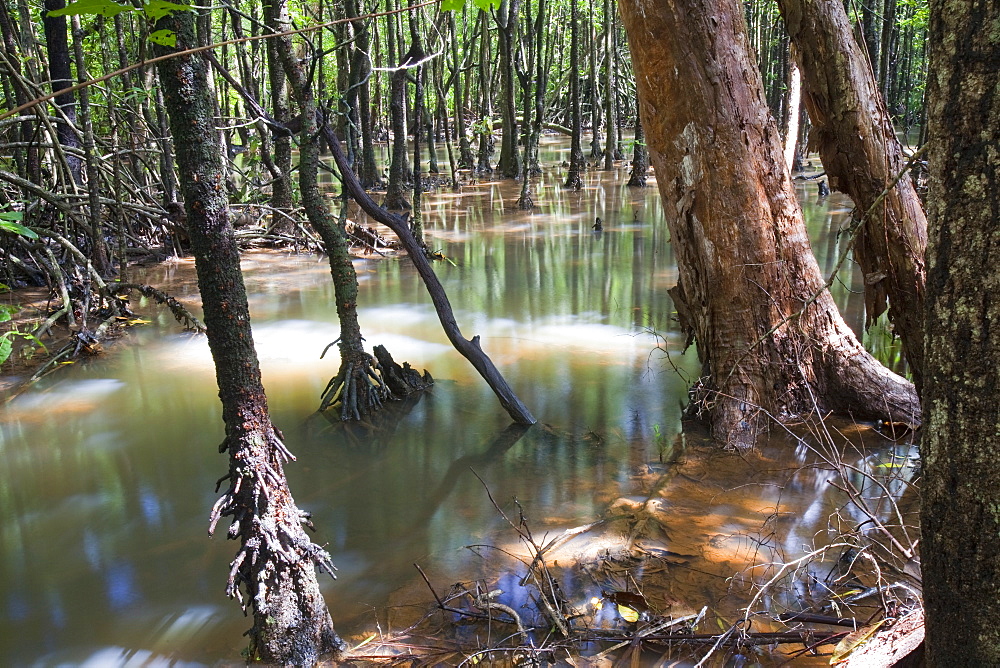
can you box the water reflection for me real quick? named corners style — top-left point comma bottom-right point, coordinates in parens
top-left (0, 142), bottom-right (901, 664)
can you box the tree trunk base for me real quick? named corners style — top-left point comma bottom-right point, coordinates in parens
top-left (320, 347), bottom-right (432, 421)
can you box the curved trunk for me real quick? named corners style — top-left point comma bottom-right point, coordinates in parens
top-left (271, 15), bottom-right (399, 421)
top-left (155, 13), bottom-right (342, 664)
top-left (619, 0), bottom-right (918, 448)
top-left (777, 0), bottom-right (927, 389)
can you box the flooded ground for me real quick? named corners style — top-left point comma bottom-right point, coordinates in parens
top-left (0, 138), bottom-right (914, 665)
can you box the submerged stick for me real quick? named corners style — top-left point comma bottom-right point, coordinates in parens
top-left (326, 129), bottom-right (536, 425)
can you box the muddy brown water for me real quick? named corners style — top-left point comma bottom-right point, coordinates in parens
top-left (0, 139), bottom-right (911, 665)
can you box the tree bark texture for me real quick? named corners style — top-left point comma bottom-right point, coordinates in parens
top-left (777, 0), bottom-right (927, 389)
top-left (155, 13), bottom-right (343, 664)
top-left (921, 0), bottom-right (1000, 662)
top-left (564, 0), bottom-right (585, 189)
top-left (42, 0), bottom-right (82, 184)
top-left (495, 0), bottom-right (521, 178)
top-left (270, 17), bottom-right (396, 421)
top-left (619, 0), bottom-right (918, 448)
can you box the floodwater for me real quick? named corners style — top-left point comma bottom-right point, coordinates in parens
top-left (0, 138), bottom-right (912, 665)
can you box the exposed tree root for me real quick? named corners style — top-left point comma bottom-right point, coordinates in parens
top-left (319, 352), bottom-right (392, 420)
top-left (111, 282), bottom-right (206, 331)
top-left (373, 344), bottom-right (433, 397)
top-left (209, 424), bottom-right (344, 662)
top-left (319, 346), bottom-right (433, 422)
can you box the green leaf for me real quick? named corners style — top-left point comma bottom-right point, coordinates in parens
top-left (47, 0), bottom-right (133, 18)
top-left (142, 0), bottom-right (191, 21)
top-left (0, 211), bottom-right (23, 221)
top-left (441, 0), bottom-right (463, 9)
top-left (0, 335), bottom-right (12, 366)
top-left (0, 219), bottom-right (38, 240)
top-left (148, 29), bottom-right (177, 47)
top-left (0, 304), bottom-right (16, 322)
top-left (473, 0), bottom-right (500, 9)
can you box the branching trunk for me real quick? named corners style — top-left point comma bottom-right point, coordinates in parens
top-left (326, 133), bottom-right (536, 426)
top-left (155, 12), bottom-right (342, 664)
top-left (619, 0), bottom-right (918, 449)
top-left (777, 0), bottom-right (927, 389)
top-left (270, 14), bottom-right (404, 422)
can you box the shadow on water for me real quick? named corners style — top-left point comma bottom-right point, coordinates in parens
top-left (0, 140), bottom-right (911, 665)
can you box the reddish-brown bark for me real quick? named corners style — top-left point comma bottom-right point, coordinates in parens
top-left (619, 0), bottom-right (918, 448)
top-left (777, 0), bottom-right (927, 389)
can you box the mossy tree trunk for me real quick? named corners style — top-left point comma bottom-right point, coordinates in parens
top-left (921, 0), bottom-right (1000, 662)
top-left (619, 0), bottom-right (918, 449)
top-left (269, 14), bottom-right (398, 421)
top-left (155, 12), bottom-right (343, 664)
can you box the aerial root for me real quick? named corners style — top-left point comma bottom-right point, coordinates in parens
top-left (319, 352), bottom-right (395, 420)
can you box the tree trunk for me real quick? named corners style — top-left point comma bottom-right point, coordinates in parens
top-left (476, 10), bottom-right (494, 174)
top-left (264, 0), bottom-right (294, 218)
top-left (495, 0), bottom-right (521, 178)
top-left (618, 0), bottom-right (918, 449)
top-left (777, 0), bottom-right (928, 390)
top-left (384, 43), bottom-right (413, 209)
top-left (270, 13), bottom-right (404, 422)
top-left (626, 119), bottom-right (647, 187)
top-left (42, 0), bottom-right (82, 185)
top-left (921, 0), bottom-right (1000, 662)
top-left (155, 12), bottom-right (343, 664)
top-left (564, 0), bottom-right (585, 189)
top-left (602, 0), bottom-right (618, 169)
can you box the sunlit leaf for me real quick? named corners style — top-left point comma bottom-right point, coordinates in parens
top-left (0, 219), bottom-right (38, 239)
top-left (473, 0), bottom-right (500, 9)
top-left (128, 318), bottom-right (152, 325)
top-left (143, 0), bottom-right (191, 21)
top-left (830, 620), bottom-right (885, 664)
top-left (0, 210), bottom-right (23, 221)
top-left (47, 0), bottom-right (133, 18)
top-left (617, 604), bottom-right (640, 622)
top-left (441, 0), bottom-right (463, 9)
top-left (148, 29), bottom-right (177, 47)
top-left (0, 336), bottom-right (12, 365)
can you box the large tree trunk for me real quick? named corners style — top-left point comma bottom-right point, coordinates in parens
top-left (921, 0), bottom-right (1000, 662)
top-left (155, 13), bottom-right (343, 664)
top-left (618, 0), bottom-right (918, 449)
top-left (777, 0), bottom-right (927, 389)
top-left (494, 0), bottom-right (521, 179)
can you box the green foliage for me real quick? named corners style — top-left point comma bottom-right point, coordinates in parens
top-left (0, 210), bottom-right (38, 240)
top-left (0, 285), bottom-right (45, 367)
top-left (441, 0), bottom-right (501, 11)
top-left (47, 0), bottom-right (132, 18)
top-left (47, 0), bottom-right (192, 47)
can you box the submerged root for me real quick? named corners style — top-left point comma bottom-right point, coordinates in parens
top-left (319, 353), bottom-right (392, 420)
top-left (319, 346), bottom-right (433, 421)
